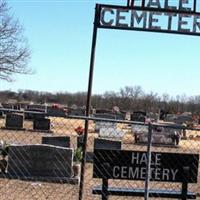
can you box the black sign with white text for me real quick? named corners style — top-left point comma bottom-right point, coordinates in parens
top-left (93, 149), bottom-right (199, 183)
top-left (96, 0), bottom-right (200, 36)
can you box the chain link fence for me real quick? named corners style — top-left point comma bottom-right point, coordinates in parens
top-left (0, 108), bottom-right (199, 200)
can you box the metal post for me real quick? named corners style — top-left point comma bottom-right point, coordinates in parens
top-left (181, 166), bottom-right (189, 200)
top-left (142, 0), bottom-right (145, 7)
top-left (127, 0), bottom-right (130, 7)
top-left (144, 123), bottom-right (153, 200)
top-left (193, 0), bottom-right (197, 12)
top-left (78, 4), bottom-right (99, 200)
top-left (102, 179), bottom-right (108, 200)
top-left (131, 0), bottom-right (135, 7)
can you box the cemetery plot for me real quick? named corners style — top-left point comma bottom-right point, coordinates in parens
top-left (0, 117), bottom-right (199, 200)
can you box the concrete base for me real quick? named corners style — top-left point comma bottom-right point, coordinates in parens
top-left (0, 173), bottom-right (79, 184)
top-left (27, 129), bottom-right (53, 134)
top-left (1, 127), bottom-right (26, 131)
top-left (135, 142), bottom-right (179, 148)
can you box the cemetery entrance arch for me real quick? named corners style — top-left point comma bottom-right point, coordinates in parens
top-left (79, 1), bottom-right (200, 200)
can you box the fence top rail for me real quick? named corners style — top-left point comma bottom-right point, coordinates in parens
top-left (0, 108), bottom-right (46, 115)
top-left (66, 115), bottom-right (200, 132)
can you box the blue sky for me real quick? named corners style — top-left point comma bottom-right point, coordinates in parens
top-left (2, 0), bottom-right (200, 97)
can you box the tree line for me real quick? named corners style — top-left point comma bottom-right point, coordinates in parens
top-left (1, 86), bottom-right (200, 114)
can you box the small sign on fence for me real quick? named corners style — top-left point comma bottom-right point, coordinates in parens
top-left (93, 149), bottom-right (199, 183)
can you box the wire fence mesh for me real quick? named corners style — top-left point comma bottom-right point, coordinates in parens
top-left (0, 109), bottom-right (199, 200)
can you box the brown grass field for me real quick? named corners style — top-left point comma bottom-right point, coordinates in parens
top-left (0, 117), bottom-right (200, 200)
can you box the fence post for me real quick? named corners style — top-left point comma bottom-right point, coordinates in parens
top-left (102, 179), bottom-right (108, 200)
top-left (78, 4), bottom-right (100, 200)
top-left (181, 166), bottom-right (189, 200)
top-left (144, 123), bottom-right (153, 200)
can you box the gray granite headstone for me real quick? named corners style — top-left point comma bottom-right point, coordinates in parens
top-left (94, 138), bottom-right (122, 150)
top-left (33, 118), bottom-right (50, 131)
top-left (68, 109), bottom-right (85, 116)
top-left (42, 136), bottom-right (70, 148)
top-left (7, 144), bottom-right (73, 178)
top-left (46, 107), bottom-right (66, 117)
top-left (5, 113), bottom-right (24, 129)
top-left (85, 138), bottom-right (122, 163)
top-left (175, 115), bottom-right (193, 124)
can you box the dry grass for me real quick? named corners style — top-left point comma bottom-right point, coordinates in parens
top-left (0, 117), bottom-right (199, 200)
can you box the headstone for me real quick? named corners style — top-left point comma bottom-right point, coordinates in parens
top-left (86, 138), bottom-right (122, 163)
top-left (46, 107), bottom-right (66, 117)
top-left (5, 113), bottom-right (24, 129)
top-left (27, 104), bottom-right (46, 110)
top-left (94, 113), bottom-right (117, 119)
top-left (2, 103), bottom-right (13, 109)
top-left (165, 114), bottom-right (177, 122)
top-left (94, 138), bottom-right (122, 150)
top-left (42, 136), bottom-right (70, 148)
top-left (132, 125), bottom-right (148, 134)
top-left (131, 111), bottom-right (146, 122)
top-left (7, 144), bottom-right (73, 178)
top-left (175, 115), bottom-right (193, 124)
top-left (95, 121), bottom-right (117, 132)
top-left (133, 124), bottom-right (182, 146)
top-left (33, 118), bottom-right (50, 131)
top-left (25, 108), bottom-right (46, 120)
top-left (68, 108), bottom-right (85, 116)
top-left (147, 112), bottom-right (159, 121)
top-left (99, 128), bottom-right (124, 139)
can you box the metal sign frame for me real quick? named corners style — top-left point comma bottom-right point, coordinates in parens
top-left (79, 1), bottom-right (200, 200)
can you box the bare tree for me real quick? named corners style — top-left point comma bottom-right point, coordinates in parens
top-left (0, 0), bottom-right (31, 81)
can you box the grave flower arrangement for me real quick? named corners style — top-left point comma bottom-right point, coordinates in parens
top-left (73, 147), bottom-right (83, 163)
top-left (73, 147), bottom-right (83, 178)
top-left (75, 126), bottom-right (84, 136)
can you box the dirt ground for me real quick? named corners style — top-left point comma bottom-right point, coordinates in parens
top-left (0, 117), bottom-right (200, 200)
